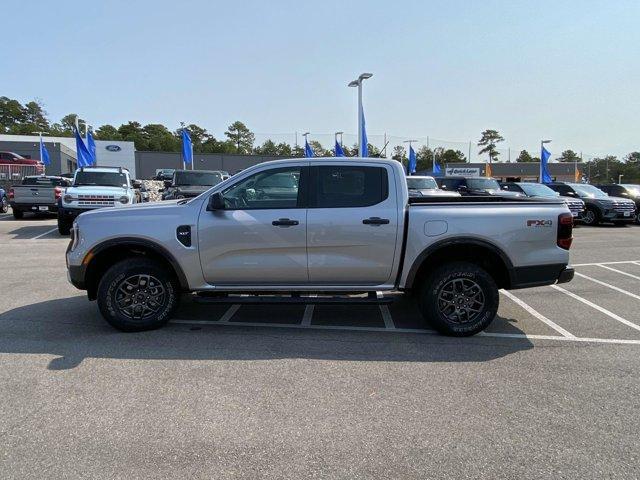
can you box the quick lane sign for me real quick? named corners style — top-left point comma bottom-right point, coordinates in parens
top-left (445, 167), bottom-right (480, 177)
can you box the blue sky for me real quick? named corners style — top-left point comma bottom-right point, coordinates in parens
top-left (2, 0), bottom-right (639, 159)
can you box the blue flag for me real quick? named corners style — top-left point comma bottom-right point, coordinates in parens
top-left (361, 108), bottom-right (368, 157)
top-left (74, 126), bottom-right (92, 167)
top-left (86, 130), bottom-right (96, 165)
top-left (541, 146), bottom-right (552, 183)
top-left (335, 141), bottom-right (346, 157)
top-left (304, 138), bottom-right (315, 158)
top-left (433, 153), bottom-right (441, 174)
top-left (181, 129), bottom-right (193, 165)
top-left (408, 145), bottom-right (417, 175)
top-left (39, 137), bottom-right (50, 166)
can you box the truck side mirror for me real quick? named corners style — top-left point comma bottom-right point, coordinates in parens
top-left (207, 192), bottom-right (225, 211)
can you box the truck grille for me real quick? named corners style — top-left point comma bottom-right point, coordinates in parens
top-left (77, 194), bottom-right (116, 207)
top-left (611, 201), bottom-right (636, 213)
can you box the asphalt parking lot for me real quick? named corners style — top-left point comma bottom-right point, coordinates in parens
top-left (1, 213), bottom-right (639, 479)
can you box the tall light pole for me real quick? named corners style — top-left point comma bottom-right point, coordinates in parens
top-left (540, 139), bottom-right (551, 182)
top-left (348, 73), bottom-right (373, 157)
top-left (618, 174), bottom-right (624, 184)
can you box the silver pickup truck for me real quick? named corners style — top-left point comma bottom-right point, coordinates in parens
top-left (66, 158), bottom-right (574, 336)
top-left (9, 175), bottom-right (71, 219)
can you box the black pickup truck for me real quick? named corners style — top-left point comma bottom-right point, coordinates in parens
top-left (160, 170), bottom-right (224, 200)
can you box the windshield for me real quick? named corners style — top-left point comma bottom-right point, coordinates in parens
top-left (174, 171), bottom-right (223, 186)
top-left (569, 183), bottom-right (608, 198)
top-left (621, 185), bottom-right (640, 197)
top-left (407, 177), bottom-right (438, 190)
top-left (467, 178), bottom-right (501, 190)
top-left (518, 183), bottom-right (559, 198)
top-left (74, 171), bottom-right (129, 187)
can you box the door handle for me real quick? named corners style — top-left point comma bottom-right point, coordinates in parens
top-left (363, 217), bottom-right (390, 225)
top-left (272, 218), bottom-right (299, 227)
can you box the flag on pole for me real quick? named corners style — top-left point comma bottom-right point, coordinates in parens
top-left (408, 145), bottom-right (417, 175)
top-left (73, 126), bottom-right (92, 167)
top-left (361, 108), bottom-right (368, 157)
top-left (39, 137), bottom-right (50, 167)
top-left (86, 130), bottom-right (97, 165)
top-left (485, 162), bottom-right (492, 178)
top-left (304, 138), bottom-right (315, 158)
top-left (181, 129), bottom-right (193, 165)
top-left (541, 146), bottom-right (553, 183)
top-left (335, 141), bottom-right (346, 157)
top-left (574, 162), bottom-right (580, 182)
top-left (433, 152), bottom-right (441, 174)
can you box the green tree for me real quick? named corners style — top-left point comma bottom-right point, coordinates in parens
top-left (392, 145), bottom-right (406, 162)
top-left (308, 140), bottom-right (327, 157)
top-left (254, 139), bottom-right (278, 155)
top-left (558, 149), bottom-right (581, 162)
top-left (60, 113), bottom-right (84, 133)
top-left (477, 129), bottom-right (504, 162)
top-left (440, 149), bottom-right (466, 164)
top-left (225, 121), bottom-right (255, 153)
top-left (0, 96), bottom-right (26, 133)
top-left (624, 152), bottom-right (640, 166)
top-left (516, 150), bottom-right (536, 162)
top-left (183, 124), bottom-right (210, 146)
top-left (94, 124), bottom-right (122, 140)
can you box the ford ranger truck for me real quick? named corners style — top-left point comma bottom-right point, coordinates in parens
top-left (9, 176), bottom-right (71, 219)
top-left (58, 166), bottom-right (138, 235)
top-left (66, 158), bottom-right (574, 336)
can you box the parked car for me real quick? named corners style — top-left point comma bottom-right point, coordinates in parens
top-left (407, 176), bottom-right (461, 198)
top-left (66, 158), bottom-right (574, 336)
top-left (8, 175), bottom-right (71, 219)
top-left (154, 169), bottom-right (175, 181)
top-left (161, 169), bottom-right (225, 200)
top-left (0, 151), bottom-right (45, 174)
top-left (0, 187), bottom-right (7, 213)
top-left (547, 182), bottom-right (636, 225)
top-left (57, 166), bottom-right (139, 235)
top-left (436, 176), bottom-right (522, 197)
top-left (500, 182), bottom-right (586, 221)
top-left (595, 184), bottom-right (640, 224)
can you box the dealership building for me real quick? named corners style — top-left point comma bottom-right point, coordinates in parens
top-left (1, 134), bottom-right (585, 182)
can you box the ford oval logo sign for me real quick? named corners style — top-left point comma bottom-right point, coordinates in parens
top-left (105, 145), bottom-right (121, 152)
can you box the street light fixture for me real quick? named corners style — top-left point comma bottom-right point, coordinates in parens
top-left (348, 73), bottom-right (373, 157)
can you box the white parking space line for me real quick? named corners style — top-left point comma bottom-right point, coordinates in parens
top-left (572, 260), bottom-right (640, 267)
top-left (31, 227), bottom-right (59, 240)
top-left (500, 290), bottom-right (575, 337)
top-left (379, 305), bottom-right (395, 329)
top-left (302, 305), bottom-right (314, 326)
top-left (551, 285), bottom-right (640, 332)
top-left (574, 272), bottom-right (640, 300)
top-left (170, 319), bottom-right (640, 345)
top-left (598, 264), bottom-right (640, 281)
top-left (218, 304), bottom-right (241, 323)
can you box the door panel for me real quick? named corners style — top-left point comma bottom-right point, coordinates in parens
top-left (198, 165), bottom-right (309, 285)
top-left (306, 164), bottom-right (399, 285)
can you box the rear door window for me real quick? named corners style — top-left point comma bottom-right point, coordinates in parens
top-left (310, 166), bottom-right (388, 208)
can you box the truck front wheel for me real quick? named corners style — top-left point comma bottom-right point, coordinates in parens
top-left (57, 210), bottom-right (71, 235)
top-left (417, 262), bottom-right (499, 336)
top-left (97, 258), bottom-right (180, 332)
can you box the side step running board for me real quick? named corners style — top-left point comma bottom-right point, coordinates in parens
top-left (194, 293), bottom-right (393, 305)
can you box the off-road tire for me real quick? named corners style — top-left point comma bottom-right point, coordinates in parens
top-left (0, 196), bottom-right (8, 213)
top-left (12, 208), bottom-right (23, 219)
top-left (57, 210), bottom-right (71, 235)
top-left (97, 258), bottom-right (180, 332)
top-left (417, 262), bottom-right (499, 337)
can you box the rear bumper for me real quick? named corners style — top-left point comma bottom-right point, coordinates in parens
top-left (510, 264), bottom-right (574, 289)
top-left (10, 202), bottom-right (58, 213)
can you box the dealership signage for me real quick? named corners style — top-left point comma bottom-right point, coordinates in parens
top-left (445, 167), bottom-right (481, 177)
top-left (105, 145), bottom-right (122, 152)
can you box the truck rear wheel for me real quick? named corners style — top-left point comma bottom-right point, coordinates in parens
top-left (417, 262), bottom-right (499, 336)
top-left (97, 258), bottom-right (180, 332)
top-left (12, 208), bottom-right (23, 219)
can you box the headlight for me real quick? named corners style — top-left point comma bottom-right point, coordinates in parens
top-left (63, 194), bottom-right (74, 203)
top-left (119, 196), bottom-right (129, 204)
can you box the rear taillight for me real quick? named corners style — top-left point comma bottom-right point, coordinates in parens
top-left (8, 188), bottom-right (14, 200)
top-left (557, 212), bottom-right (573, 250)
top-left (54, 186), bottom-right (62, 200)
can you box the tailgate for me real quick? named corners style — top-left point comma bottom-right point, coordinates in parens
top-left (12, 186), bottom-right (57, 204)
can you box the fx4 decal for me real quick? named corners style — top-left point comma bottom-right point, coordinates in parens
top-left (527, 219), bottom-right (553, 227)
